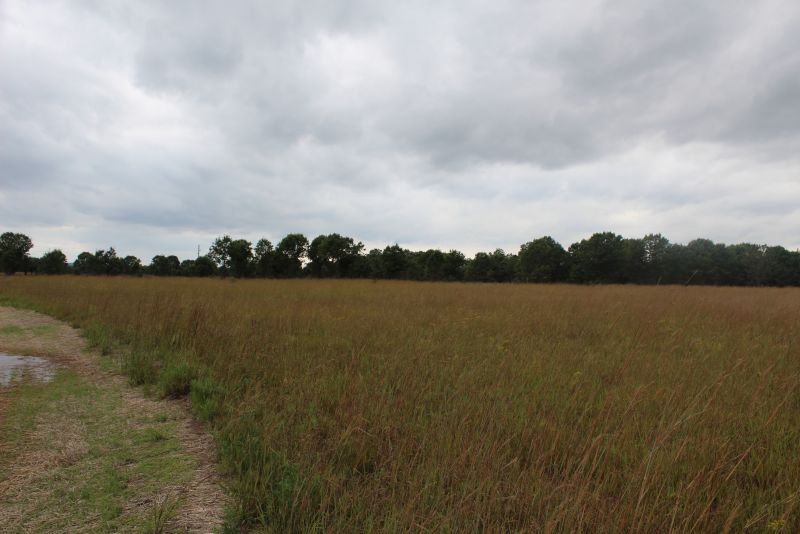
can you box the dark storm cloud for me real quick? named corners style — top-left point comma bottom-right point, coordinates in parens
top-left (1, 0), bottom-right (799, 260)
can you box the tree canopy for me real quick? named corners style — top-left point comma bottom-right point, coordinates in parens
top-left (4, 229), bottom-right (800, 287)
top-left (0, 232), bottom-right (34, 275)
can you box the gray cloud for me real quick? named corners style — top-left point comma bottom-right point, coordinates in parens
top-left (1, 0), bottom-right (799, 261)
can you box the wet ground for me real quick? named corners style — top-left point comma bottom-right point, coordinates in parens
top-left (0, 352), bottom-right (57, 387)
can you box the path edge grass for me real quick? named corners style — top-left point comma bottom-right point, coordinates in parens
top-left (0, 295), bottom-right (241, 532)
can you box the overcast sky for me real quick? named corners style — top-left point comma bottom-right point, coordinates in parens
top-left (2, 0), bottom-right (800, 261)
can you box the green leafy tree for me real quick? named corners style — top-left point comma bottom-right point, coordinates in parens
top-left (641, 234), bottom-right (671, 283)
top-left (229, 239), bottom-right (253, 278)
top-left (621, 238), bottom-right (646, 283)
top-left (38, 249), bottom-right (69, 274)
top-left (380, 244), bottom-right (410, 279)
top-left (149, 255), bottom-right (180, 276)
top-left (275, 233), bottom-right (309, 277)
top-left (73, 248), bottom-right (122, 275)
top-left (762, 246), bottom-right (799, 286)
top-left (466, 249), bottom-right (517, 282)
top-left (418, 249), bottom-right (446, 281)
top-left (569, 232), bottom-right (625, 283)
top-left (683, 239), bottom-right (734, 285)
top-left (180, 259), bottom-right (197, 276)
top-left (308, 233), bottom-right (364, 278)
top-left (727, 243), bottom-right (765, 286)
top-left (0, 232), bottom-right (33, 275)
top-left (24, 256), bottom-right (39, 274)
top-left (404, 250), bottom-right (423, 280)
top-left (96, 248), bottom-right (124, 275)
top-left (442, 250), bottom-right (466, 281)
top-left (208, 235), bottom-right (234, 275)
top-left (254, 239), bottom-right (276, 277)
top-left (73, 252), bottom-right (98, 275)
top-left (518, 236), bottom-right (567, 282)
top-left (193, 255), bottom-right (218, 277)
top-left (122, 255), bottom-right (143, 276)
top-left (364, 249), bottom-right (385, 278)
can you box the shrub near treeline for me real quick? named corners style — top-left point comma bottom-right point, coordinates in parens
top-left (3, 230), bottom-right (800, 286)
top-left (0, 277), bottom-right (798, 532)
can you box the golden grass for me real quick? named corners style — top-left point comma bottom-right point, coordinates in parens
top-left (1, 276), bottom-right (799, 532)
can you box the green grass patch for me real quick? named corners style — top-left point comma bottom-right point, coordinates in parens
top-left (189, 376), bottom-right (223, 422)
top-left (0, 324), bottom-right (24, 335)
top-left (157, 362), bottom-right (195, 398)
top-left (31, 324), bottom-right (58, 336)
top-left (141, 495), bottom-right (182, 534)
top-left (0, 323), bottom-right (60, 337)
top-left (0, 367), bottom-right (196, 532)
top-left (142, 427), bottom-right (168, 442)
top-left (122, 350), bottom-right (159, 386)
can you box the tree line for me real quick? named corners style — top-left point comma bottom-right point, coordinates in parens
top-left (2, 230), bottom-right (799, 286)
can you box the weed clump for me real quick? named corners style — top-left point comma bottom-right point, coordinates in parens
top-left (218, 422), bottom-right (321, 531)
top-left (122, 350), bottom-right (158, 386)
top-left (157, 362), bottom-right (195, 398)
top-left (189, 377), bottom-right (222, 422)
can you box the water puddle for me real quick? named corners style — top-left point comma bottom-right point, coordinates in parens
top-left (0, 352), bottom-right (57, 387)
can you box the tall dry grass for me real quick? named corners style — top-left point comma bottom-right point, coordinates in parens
top-left (1, 276), bottom-right (798, 532)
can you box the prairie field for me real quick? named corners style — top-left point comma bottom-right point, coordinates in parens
top-left (1, 276), bottom-right (798, 532)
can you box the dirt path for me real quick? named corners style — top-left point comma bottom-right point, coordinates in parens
top-left (0, 306), bottom-right (228, 533)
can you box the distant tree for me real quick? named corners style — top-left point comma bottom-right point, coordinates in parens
top-left (96, 248), bottom-right (124, 275)
top-left (72, 248), bottom-right (122, 275)
top-left (308, 233), bottom-right (364, 278)
top-left (727, 243), bottom-right (765, 286)
top-left (442, 250), bottom-right (466, 281)
top-left (466, 249), bottom-right (517, 282)
top-left (406, 250), bottom-right (425, 280)
top-left (23, 255), bottom-right (39, 275)
top-left (465, 252), bottom-right (491, 282)
top-left (762, 246), bottom-right (799, 286)
top-left (229, 239), bottom-right (253, 278)
top-left (364, 248), bottom-right (385, 278)
top-left (149, 255), bottom-right (180, 276)
top-left (683, 238), bottom-right (716, 284)
top-left (0, 232), bottom-right (33, 275)
top-left (518, 236), bottom-right (567, 282)
top-left (307, 236), bottom-right (326, 277)
top-left (38, 249), bottom-right (69, 274)
top-left (180, 259), bottom-right (197, 276)
top-left (620, 238), bottom-right (646, 283)
top-left (275, 233), bottom-right (309, 277)
top-left (254, 238), bottom-right (276, 277)
top-left (208, 235), bottom-right (234, 276)
top-left (347, 253), bottom-right (373, 278)
top-left (418, 249), bottom-right (446, 281)
top-left (641, 234), bottom-right (671, 283)
top-left (122, 255), bottom-right (143, 276)
top-left (569, 232), bottom-right (625, 284)
top-left (193, 255), bottom-right (218, 277)
top-left (683, 239), bottom-right (733, 285)
top-left (73, 252), bottom-right (98, 275)
top-left (8, 229), bottom-right (799, 287)
top-left (380, 244), bottom-right (410, 279)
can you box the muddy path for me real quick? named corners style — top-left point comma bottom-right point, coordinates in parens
top-left (0, 306), bottom-right (228, 533)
